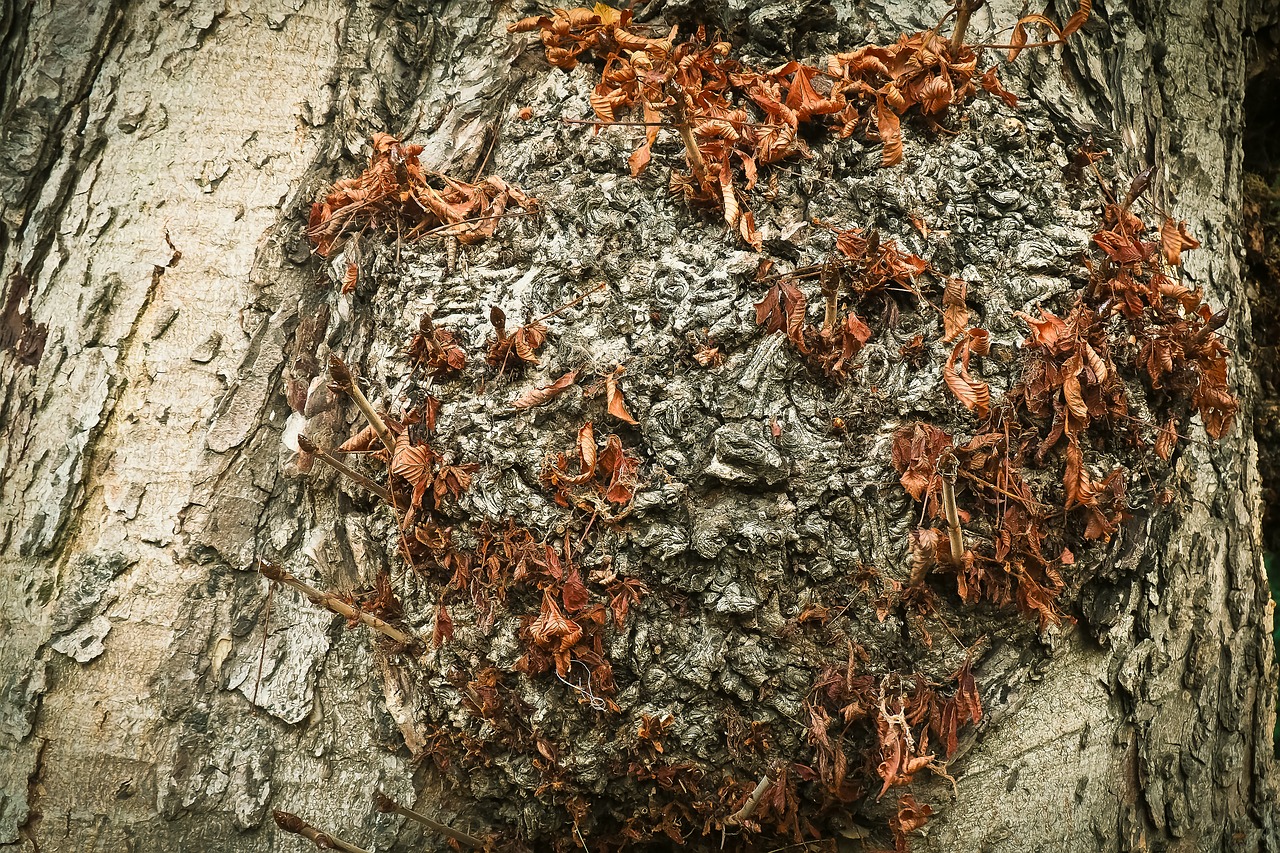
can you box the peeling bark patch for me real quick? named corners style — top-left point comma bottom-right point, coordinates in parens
top-left (0, 267), bottom-right (48, 366)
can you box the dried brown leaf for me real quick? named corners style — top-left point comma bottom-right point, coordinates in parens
top-left (512, 370), bottom-right (579, 409)
top-left (604, 366), bottom-right (639, 424)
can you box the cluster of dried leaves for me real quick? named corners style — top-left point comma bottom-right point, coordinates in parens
top-left (512, 2), bottom-right (1087, 246)
top-left (1088, 202), bottom-right (1236, 438)
top-left (892, 421), bottom-right (1074, 628)
top-left (306, 132), bottom-right (536, 270)
top-left (541, 421), bottom-right (642, 511)
top-left (886, 183), bottom-right (1237, 632)
top-left (754, 224), bottom-right (937, 379)
top-left (298, 316), bottom-right (650, 744)
top-left (802, 659), bottom-right (981, 850)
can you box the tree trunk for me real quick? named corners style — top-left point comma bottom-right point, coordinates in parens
top-left (0, 0), bottom-right (1275, 851)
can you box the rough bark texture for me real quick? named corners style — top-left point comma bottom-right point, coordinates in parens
top-left (0, 0), bottom-right (1276, 851)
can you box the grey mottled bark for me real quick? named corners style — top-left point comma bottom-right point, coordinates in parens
top-left (0, 0), bottom-right (1275, 851)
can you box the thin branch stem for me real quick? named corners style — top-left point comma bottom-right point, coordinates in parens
top-left (939, 451), bottom-right (965, 566)
top-left (531, 281), bottom-right (609, 325)
top-left (373, 791), bottom-right (485, 849)
top-left (726, 768), bottom-right (777, 826)
top-left (667, 82), bottom-right (709, 187)
top-left (256, 559), bottom-right (416, 647)
top-left (273, 811), bottom-right (370, 853)
top-left (403, 207), bottom-right (538, 242)
top-left (298, 435), bottom-right (393, 502)
top-left (949, 0), bottom-right (984, 53)
top-left (328, 355), bottom-right (395, 454)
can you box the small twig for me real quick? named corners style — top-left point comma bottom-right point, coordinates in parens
top-left (955, 468), bottom-right (1051, 513)
top-left (726, 768), bottom-right (777, 826)
top-left (328, 355), bottom-right (395, 453)
top-left (820, 260), bottom-right (839, 332)
top-left (531, 281), bottom-right (609, 325)
top-left (273, 810), bottom-right (370, 853)
top-left (251, 579), bottom-right (275, 706)
top-left (667, 82), bottom-right (709, 187)
top-left (373, 791), bottom-right (485, 849)
top-left (949, 0), bottom-right (985, 52)
top-left (403, 207), bottom-right (539, 242)
top-left (938, 451), bottom-right (964, 567)
top-left (256, 559), bottom-right (416, 647)
top-left (298, 435), bottom-right (393, 502)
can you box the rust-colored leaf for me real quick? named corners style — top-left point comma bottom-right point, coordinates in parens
top-left (876, 97), bottom-right (903, 167)
top-left (562, 561), bottom-right (590, 612)
top-left (433, 599), bottom-right (454, 647)
top-left (980, 66), bottom-right (1018, 108)
top-left (512, 369), bottom-right (579, 409)
top-left (1063, 439), bottom-right (1102, 509)
top-left (597, 433), bottom-right (640, 505)
top-left (1155, 417), bottom-right (1178, 461)
top-left (1016, 307), bottom-right (1066, 351)
top-left (755, 280), bottom-right (809, 351)
top-left (604, 366), bottom-right (639, 424)
top-left (1160, 218), bottom-right (1201, 267)
top-left (529, 589), bottom-right (583, 677)
top-left (1060, 0), bottom-right (1092, 36)
top-left (1061, 354), bottom-right (1088, 420)
top-left (1008, 21), bottom-right (1028, 61)
top-left (390, 433), bottom-right (435, 507)
top-left (943, 332), bottom-right (990, 417)
top-left (942, 277), bottom-right (969, 342)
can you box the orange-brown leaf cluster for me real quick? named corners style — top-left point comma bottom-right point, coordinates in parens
top-left (754, 226), bottom-right (933, 378)
top-left (406, 312), bottom-right (466, 376)
top-left (512, 5), bottom-right (1085, 245)
top-left (1089, 204), bottom-right (1236, 438)
top-left (891, 422), bottom-right (1071, 628)
top-left (307, 133), bottom-right (536, 259)
top-left (542, 422), bottom-right (641, 508)
top-left (486, 305), bottom-right (549, 373)
top-left (807, 662), bottom-right (983, 819)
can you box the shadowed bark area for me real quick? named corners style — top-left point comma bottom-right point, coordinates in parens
top-left (0, 0), bottom-right (1275, 851)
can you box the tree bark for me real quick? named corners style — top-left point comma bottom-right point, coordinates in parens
top-left (0, 0), bottom-right (1275, 851)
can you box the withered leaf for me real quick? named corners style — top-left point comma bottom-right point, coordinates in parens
top-left (597, 433), bottom-right (640, 505)
top-left (338, 423), bottom-right (381, 454)
top-left (1063, 438), bottom-right (1102, 510)
top-left (1160, 217), bottom-right (1201, 267)
top-left (390, 433), bottom-right (435, 507)
top-left (943, 330), bottom-right (991, 417)
top-left (1016, 307), bottom-right (1066, 351)
top-left (876, 96), bottom-right (903, 167)
top-left (512, 369), bottom-right (579, 409)
top-left (433, 599), bottom-right (454, 647)
top-left (942, 277), bottom-right (969, 342)
top-left (433, 463), bottom-right (477, 506)
top-left (756, 280), bottom-right (809, 350)
top-left (1155, 417), bottom-right (1178, 461)
top-left (890, 422), bottom-right (953, 501)
top-left (980, 66), bottom-right (1018, 108)
top-left (488, 319), bottom-right (549, 372)
top-left (604, 366), bottom-right (639, 424)
top-left (529, 589), bottom-right (583, 677)
top-left (607, 577), bottom-right (648, 629)
top-left (562, 561), bottom-right (590, 612)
